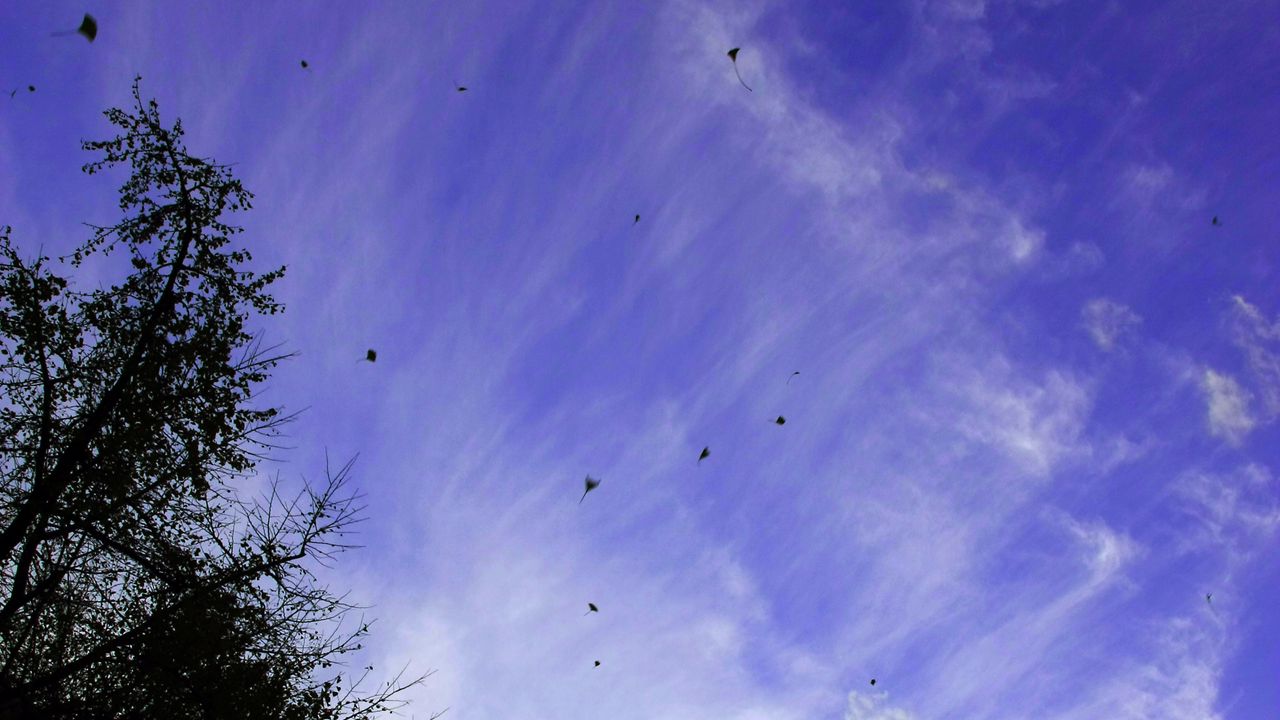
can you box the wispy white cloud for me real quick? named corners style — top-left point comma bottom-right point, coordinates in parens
top-left (1082, 298), bottom-right (1142, 351)
top-left (916, 515), bottom-right (1138, 717)
top-left (1063, 515), bottom-right (1141, 583)
top-left (1201, 369), bottom-right (1255, 444)
top-left (1175, 463), bottom-right (1280, 555)
top-left (1059, 618), bottom-right (1224, 720)
top-left (1123, 163), bottom-right (1175, 204)
top-left (948, 356), bottom-right (1092, 477)
top-left (662, 0), bottom-right (1050, 291)
top-left (845, 690), bottom-right (916, 720)
top-left (1119, 161), bottom-right (1207, 217)
top-left (1228, 294), bottom-right (1280, 418)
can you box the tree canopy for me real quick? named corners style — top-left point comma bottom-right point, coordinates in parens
top-left (0, 79), bottom-right (424, 720)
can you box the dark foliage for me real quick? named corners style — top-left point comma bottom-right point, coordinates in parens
top-left (0, 79), bottom-right (428, 720)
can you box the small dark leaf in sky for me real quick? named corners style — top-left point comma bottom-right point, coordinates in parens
top-left (787, 371), bottom-right (800, 384)
top-left (1211, 216), bottom-right (1222, 226)
top-left (27, 85), bottom-right (34, 92)
top-left (454, 80), bottom-right (468, 92)
top-left (870, 678), bottom-right (876, 686)
top-left (775, 416), bottom-right (786, 425)
top-left (634, 214), bottom-right (641, 224)
top-left (78, 14), bottom-right (97, 41)
top-left (301, 59), bottom-right (309, 69)
top-left (594, 660), bottom-right (602, 667)
top-left (699, 446), bottom-right (710, 463)
top-left (584, 602), bottom-right (599, 615)
top-left (53, 13), bottom-right (98, 41)
top-left (1206, 593), bottom-right (1212, 604)
top-left (580, 475), bottom-right (601, 504)
top-left (364, 349), bottom-right (377, 363)
top-left (727, 47), bottom-right (753, 92)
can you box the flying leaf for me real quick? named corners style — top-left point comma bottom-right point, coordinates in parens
top-left (594, 660), bottom-right (602, 667)
top-left (870, 678), bottom-right (877, 686)
top-left (364, 349), bottom-right (377, 363)
top-left (698, 446), bottom-right (710, 464)
top-left (727, 47), bottom-right (753, 92)
top-left (634, 214), bottom-right (641, 225)
top-left (787, 371), bottom-right (800, 384)
top-left (77, 14), bottom-right (97, 41)
top-left (52, 13), bottom-right (97, 42)
top-left (454, 80), bottom-right (468, 92)
top-left (301, 59), bottom-right (309, 69)
top-left (580, 475), bottom-right (601, 504)
top-left (584, 602), bottom-right (599, 615)
top-left (1211, 216), bottom-right (1222, 226)
top-left (775, 416), bottom-right (786, 425)
top-left (1206, 593), bottom-right (1212, 604)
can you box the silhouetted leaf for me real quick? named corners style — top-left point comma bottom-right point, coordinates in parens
top-left (364, 349), bottom-right (377, 363)
top-left (584, 602), bottom-right (599, 615)
top-left (52, 13), bottom-right (97, 42)
top-left (775, 416), bottom-right (786, 425)
top-left (634, 214), bottom-right (640, 224)
top-left (78, 13), bottom-right (97, 41)
top-left (787, 371), bottom-right (800, 384)
top-left (870, 679), bottom-right (876, 686)
top-left (1211, 216), bottom-right (1222, 226)
top-left (699, 446), bottom-right (710, 464)
top-left (727, 47), bottom-right (753, 92)
top-left (580, 475), bottom-right (601, 504)
top-left (454, 80), bottom-right (468, 92)
top-left (594, 660), bottom-right (601, 667)
top-left (300, 59), bottom-right (309, 69)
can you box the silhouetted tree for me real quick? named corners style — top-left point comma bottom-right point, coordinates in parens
top-left (0, 79), bottom-right (427, 720)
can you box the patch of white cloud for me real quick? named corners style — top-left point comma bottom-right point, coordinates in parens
top-left (1201, 369), bottom-right (1255, 444)
top-left (1175, 464), bottom-right (1280, 555)
top-left (950, 357), bottom-right (1092, 477)
top-left (1088, 432), bottom-right (1153, 475)
top-left (1082, 298), bottom-right (1142, 351)
top-left (361, 485), bottom-right (837, 720)
top-left (1228, 294), bottom-right (1280, 418)
top-left (845, 690), bottom-right (916, 720)
top-left (1078, 462), bottom-right (1280, 720)
top-left (1004, 215), bottom-right (1046, 263)
top-left (1124, 163), bottom-right (1175, 203)
top-left (1062, 514), bottom-right (1141, 583)
top-left (1065, 241), bottom-right (1105, 272)
top-left (1113, 162), bottom-right (1208, 239)
top-left (1091, 462), bottom-right (1280, 720)
top-left (1037, 241), bottom-right (1106, 283)
top-left (937, 0), bottom-right (987, 22)
top-left (916, 515), bottom-right (1138, 717)
top-left (665, 0), bottom-right (1051, 291)
top-left (1058, 619), bottom-right (1224, 720)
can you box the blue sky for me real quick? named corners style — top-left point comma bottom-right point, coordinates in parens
top-left (3, 1), bottom-right (1279, 718)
